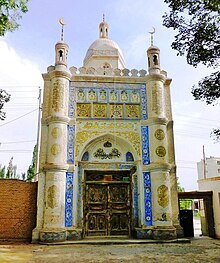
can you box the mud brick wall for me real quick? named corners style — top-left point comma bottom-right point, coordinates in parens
top-left (0, 179), bottom-right (37, 241)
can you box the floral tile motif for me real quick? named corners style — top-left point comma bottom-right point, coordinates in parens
top-left (76, 103), bottom-right (91, 118)
top-left (110, 104), bottom-right (123, 118)
top-left (67, 125), bottom-right (75, 164)
top-left (65, 172), bottom-right (74, 227)
top-left (143, 172), bottom-right (152, 226)
top-left (126, 104), bottom-right (140, 119)
top-left (93, 104), bottom-right (107, 118)
top-left (141, 126), bottom-right (150, 165)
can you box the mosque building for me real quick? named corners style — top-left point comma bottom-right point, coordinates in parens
top-left (32, 17), bottom-right (183, 243)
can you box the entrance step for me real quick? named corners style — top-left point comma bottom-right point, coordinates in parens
top-left (85, 235), bottom-right (129, 240)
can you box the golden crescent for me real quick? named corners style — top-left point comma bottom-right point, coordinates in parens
top-left (149, 27), bottom-right (155, 34)
top-left (59, 18), bottom-right (65, 26)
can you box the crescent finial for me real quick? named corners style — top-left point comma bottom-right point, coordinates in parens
top-left (149, 27), bottom-right (156, 46)
top-left (59, 18), bottom-right (66, 26)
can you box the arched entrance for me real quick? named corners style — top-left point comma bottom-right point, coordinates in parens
top-left (83, 170), bottom-right (131, 237)
top-left (77, 134), bottom-right (138, 238)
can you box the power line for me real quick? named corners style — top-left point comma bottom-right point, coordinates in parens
top-left (0, 86), bottom-right (41, 88)
top-left (174, 113), bottom-right (220, 123)
top-left (0, 150), bottom-right (32, 153)
top-left (0, 108), bottom-right (38, 127)
top-left (0, 140), bottom-right (36, 144)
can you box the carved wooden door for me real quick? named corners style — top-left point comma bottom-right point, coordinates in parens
top-left (84, 182), bottom-right (131, 236)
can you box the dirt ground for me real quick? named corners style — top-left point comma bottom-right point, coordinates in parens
top-left (0, 237), bottom-right (220, 263)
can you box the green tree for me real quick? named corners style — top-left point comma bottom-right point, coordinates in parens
top-left (163, 0), bottom-right (220, 139)
top-left (0, 165), bottom-right (5, 178)
top-left (0, 89), bottom-right (10, 120)
top-left (177, 177), bottom-right (185, 192)
top-left (0, 0), bottom-right (29, 36)
top-left (27, 144), bottom-right (36, 181)
top-left (6, 156), bottom-right (13, 178)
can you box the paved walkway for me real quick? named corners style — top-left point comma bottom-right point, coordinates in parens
top-left (0, 236), bottom-right (220, 263)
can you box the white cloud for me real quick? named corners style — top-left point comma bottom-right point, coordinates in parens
top-left (0, 40), bottom-right (43, 86)
top-left (0, 40), bottom-right (43, 177)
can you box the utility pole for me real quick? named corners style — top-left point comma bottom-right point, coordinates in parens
top-left (203, 145), bottom-right (206, 179)
top-left (35, 87), bottom-right (42, 181)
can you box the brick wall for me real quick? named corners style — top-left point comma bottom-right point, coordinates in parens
top-left (0, 179), bottom-right (37, 241)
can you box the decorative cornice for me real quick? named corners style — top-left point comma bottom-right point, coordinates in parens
top-left (146, 117), bottom-right (169, 126)
top-left (43, 163), bottom-right (69, 172)
top-left (143, 162), bottom-right (172, 172)
top-left (49, 70), bottom-right (71, 80)
top-left (45, 116), bottom-right (70, 124)
top-left (145, 73), bottom-right (166, 83)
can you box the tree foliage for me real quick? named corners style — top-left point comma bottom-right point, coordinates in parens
top-left (0, 89), bottom-right (10, 120)
top-left (27, 144), bottom-right (36, 181)
top-left (177, 177), bottom-right (185, 192)
top-left (163, 0), bottom-right (220, 139)
top-left (0, 165), bottom-right (5, 178)
top-left (0, 0), bottom-right (29, 36)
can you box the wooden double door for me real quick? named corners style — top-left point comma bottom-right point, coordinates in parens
top-left (84, 181), bottom-right (131, 237)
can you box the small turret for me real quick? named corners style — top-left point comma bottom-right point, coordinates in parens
top-left (147, 45), bottom-right (160, 74)
top-left (55, 41), bottom-right (69, 68)
top-left (99, 14), bottom-right (108, 39)
top-left (147, 28), bottom-right (160, 74)
top-left (55, 18), bottom-right (69, 68)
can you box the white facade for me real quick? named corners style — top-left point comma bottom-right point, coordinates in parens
top-left (197, 157), bottom-right (220, 238)
top-left (32, 18), bottom-right (182, 243)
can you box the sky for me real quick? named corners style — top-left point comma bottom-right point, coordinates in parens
top-left (0, 0), bottom-right (219, 190)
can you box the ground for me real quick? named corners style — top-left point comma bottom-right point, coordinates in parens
top-left (0, 237), bottom-right (220, 263)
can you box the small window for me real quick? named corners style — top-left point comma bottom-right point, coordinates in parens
top-left (218, 168), bottom-right (220, 173)
top-left (126, 152), bottom-right (134, 162)
top-left (82, 151), bottom-right (89, 161)
top-left (217, 161), bottom-right (220, 165)
top-left (153, 54), bottom-right (158, 65)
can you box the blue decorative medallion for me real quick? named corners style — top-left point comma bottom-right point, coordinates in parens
top-left (65, 172), bottom-right (74, 227)
top-left (67, 125), bottom-right (75, 164)
top-left (143, 172), bottom-right (152, 226)
top-left (141, 126), bottom-right (150, 165)
top-left (141, 84), bottom-right (147, 120)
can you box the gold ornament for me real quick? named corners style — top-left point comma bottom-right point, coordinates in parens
top-left (51, 127), bottom-right (61, 139)
top-left (51, 144), bottom-right (61, 155)
top-left (155, 129), bottom-right (165, 140)
top-left (155, 146), bottom-right (166, 157)
top-left (157, 185), bottom-right (169, 208)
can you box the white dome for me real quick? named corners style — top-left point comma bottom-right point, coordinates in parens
top-left (83, 20), bottom-right (126, 70)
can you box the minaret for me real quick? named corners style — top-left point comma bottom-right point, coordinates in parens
top-left (33, 19), bottom-right (71, 243)
top-left (144, 29), bottom-right (181, 239)
top-left (99, 14), bottom-right (108, 39)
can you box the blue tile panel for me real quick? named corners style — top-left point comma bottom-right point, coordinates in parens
top-left (68, 85), bottom-right (76, 117)
top-left (141, 84), bottom-right (148, 120)
top-left (143, 172), bottom-right (152, 226)
top-left (141, 126), bottom-right (150, 165)
top-left (67, 125), bottom-right (75, 164)
top-left (133, 175), bottom-right (138, 227)
top-left (65, 172), bottom-right (74, 227)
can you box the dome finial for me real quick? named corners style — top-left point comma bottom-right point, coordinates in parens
top-left (149, 27), bottom-right (156, 46)
top-left (103, 13), bottom-right (105, 22)
top-left (59, 18), bottom-right (66, 41)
